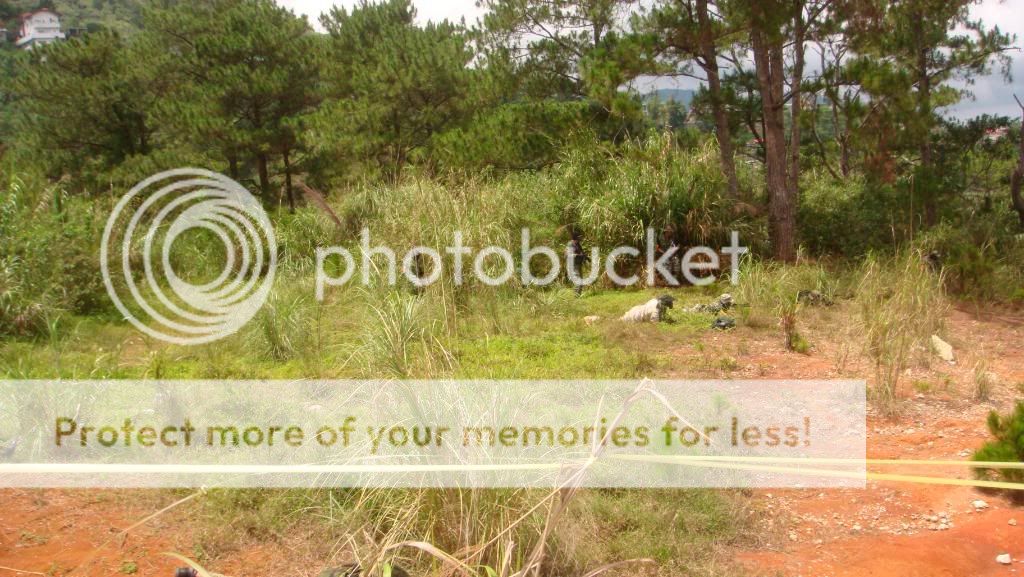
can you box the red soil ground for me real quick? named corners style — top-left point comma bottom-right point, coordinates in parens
top-left (1, 306), bottom-right (1022, 577)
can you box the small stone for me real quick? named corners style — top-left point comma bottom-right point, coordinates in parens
top-left (583, 315), bottom-right (601, 326)
top-left (973, 500), bottom-right (989, 510)
top-left (997, 554), bottom-right (1012, 565)
top-left (1010, 519), bottom-right (1018, 526)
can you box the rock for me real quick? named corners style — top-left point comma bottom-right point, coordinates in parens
top-left (972, 499), bottom-right (989, 510)
top-left (997, 554), bottom-right (1012, 565)
top-left (1009, 519), bottom-right (1018, 526)
top-left (931, 335), bottom-right (955, 363)
top-left (583, 315), bottom-right (601, 326)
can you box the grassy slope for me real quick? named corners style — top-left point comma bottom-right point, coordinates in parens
top-left (0, 281), bottom-right (757, 576)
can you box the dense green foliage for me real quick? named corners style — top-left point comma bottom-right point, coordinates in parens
top-left (974, 401), bottom-right (1024, 490)
top-left (0, 0), bottom-right (1021, 341)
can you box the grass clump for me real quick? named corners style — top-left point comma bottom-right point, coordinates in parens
top-left (854, 251), bottom-right (947, 415)
top-left (973, 361), bottom-right (996, 402)
top-left (735, 257), bottom-right (835, 351)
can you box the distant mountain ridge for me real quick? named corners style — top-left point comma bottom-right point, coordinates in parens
top-left (643, 88), bottom-right (696, 106)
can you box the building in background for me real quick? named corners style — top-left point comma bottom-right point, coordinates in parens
top-left (15, 8), bottom-right (65, 50)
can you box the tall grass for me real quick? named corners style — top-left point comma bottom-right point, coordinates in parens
top-left (855, 251), bottom-right (947, 415)
top-left (735, 256), bottom-right (839, 351)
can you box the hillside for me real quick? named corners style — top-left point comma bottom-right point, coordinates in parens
top-left (1, 0), bottom-right (142, 35)
top-left (644, 87), bottom-right (696, 106)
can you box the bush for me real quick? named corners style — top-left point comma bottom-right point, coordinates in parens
top-left (799, 172), bottom-right (907, 256)
top-left (919, 222), bottom-right (1024, 302)
top-left (0, 172), bottom-right (113, 336)
top-left (973, 401), bottom-right (1024, 493)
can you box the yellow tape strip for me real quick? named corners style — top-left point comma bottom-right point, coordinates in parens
top-left (608, 455), bottom-right (1024, 491)
top-left (607, 455), bottom-right (1024, 469)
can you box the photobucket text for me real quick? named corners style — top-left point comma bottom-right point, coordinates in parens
top-left (315, 229), bottom-right (748, 300)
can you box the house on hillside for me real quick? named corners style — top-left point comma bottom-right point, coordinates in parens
top-left (15, 8), bottom-right (65, 50)
top-left (984, 126), bottom-right (1009, 143)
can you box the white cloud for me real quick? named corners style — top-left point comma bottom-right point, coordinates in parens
top-left (277, 0), bottom-right (483, 29)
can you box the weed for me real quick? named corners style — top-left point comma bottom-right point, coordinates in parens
top-left (855, 251), bottom-right (947, 416)
top-left (912, 380), bottom-right (933, 394)
top-left (973, 362), bottom-right (996, 402)
top-left (736, 257), bottom-right (833, 351)
top-left (789, 333), bottom-right (811, 355)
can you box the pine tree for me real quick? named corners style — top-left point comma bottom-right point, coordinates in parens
top-left (310, 0), bottom-right (474, 182)
top-left (144, 0), bottom-right (320, 207)
top-left (842, 0), bottom-right (1013, 226)
top-left (11, 30), bottom-right (155, 184)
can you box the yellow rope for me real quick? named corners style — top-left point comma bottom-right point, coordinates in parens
top-left (608, 455), bottom-right (1024, 469)
top-left (609, 455), bottom-right (1024, 490)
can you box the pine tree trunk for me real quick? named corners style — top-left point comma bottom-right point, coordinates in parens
top-left (1013, 104), bottom-right (1024, 229)
top-left (752, 28), bottom-right (797, 263)
top-left (696, 0), bottom-right (740, 199)
top-left (257, 153), bottom-right (270, 199)
top-left (788, 6), bottom-right (805, 197)
top-left (283, 149), bottom-right (295, 214)
top-left (917, 42), bottom-right (937, 227)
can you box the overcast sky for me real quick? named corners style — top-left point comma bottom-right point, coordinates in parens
top-left (278, 0), bottom-right (1023, 120)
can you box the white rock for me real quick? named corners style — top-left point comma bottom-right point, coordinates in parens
top-left (931, 335), bottom-right (955, 363)
top-left (583, 315), bottom-right (601, 326)
top-left (997, 554), bottom-right (1012, 565)
top-left (973, 499), bottom-right (989, 510)
top-left (1010, 519), bottom-right (1018, 526)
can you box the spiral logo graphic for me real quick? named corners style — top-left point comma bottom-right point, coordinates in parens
top-left (101, 169), bottom-right (277, 345)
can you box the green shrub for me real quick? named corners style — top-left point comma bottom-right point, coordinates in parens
top-left (799, 172), bottom-right (906, 256)
top-left (972, 401), bottom-right (1024, 491)
top-left (0, 172), bottom-right (113, 336)
top-left (919, 222), bottom-right (1024, 302)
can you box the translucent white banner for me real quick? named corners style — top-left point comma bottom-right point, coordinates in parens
top-left (0, 379), bottom-right (866, 488)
